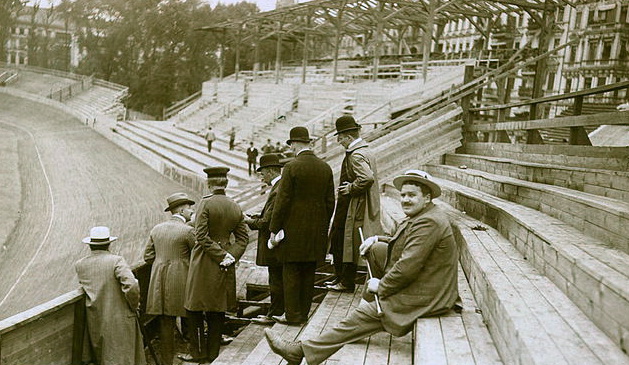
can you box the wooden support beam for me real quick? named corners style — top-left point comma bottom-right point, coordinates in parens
top-left (71, 296), bottom-right (86, 365)
top-left (372, 0), bottom-right (384, 81)
top-left (421, 0), bottom-right (438, 82)
top-left (275, 21), bottom-right (283, 84)
top-left (460, 65), bottom-right (478, 145)
top-left (302, 28), bottom-right (310, 84)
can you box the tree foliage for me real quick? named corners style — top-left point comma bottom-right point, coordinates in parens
top-left (58, 0), bottom-right (263, 117)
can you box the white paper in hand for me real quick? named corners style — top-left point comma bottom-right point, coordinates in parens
top-left (275, 229), bottom-right (285, 243)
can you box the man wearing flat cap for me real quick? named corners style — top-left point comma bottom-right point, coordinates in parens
top-left (269, 126), bottom-right (335, 325)
top-left (327, 115), bottom-right (382, 293)
top-left (244, 154), bottom-right (285, 324)
top-left (144, 193), bottom-right (196, 365)
top-left (265, 170), bottom-right (460, 365)
top-left (75, 226), bottom-right (146, 365)
top-left (182, 167), bottom-right (249, 363)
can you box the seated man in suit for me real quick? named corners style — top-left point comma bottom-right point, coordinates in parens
top-left (265, 170), bottom-right (460, 365)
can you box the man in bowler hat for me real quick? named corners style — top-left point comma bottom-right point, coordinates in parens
top-left (75, 226), bottom-right (146, 365)
top-left (269, 126), bottom-right (335, 325)
top-left (265, 170), bottom-right (460, 365)
top-left (244, 154), bottom-right (285, 324)
top-left (144, 193), bottom-right (196, 365)
top-left (182, 167), bottom-right (249, 363)
top-left (327, 115), bottom-right (382, 293)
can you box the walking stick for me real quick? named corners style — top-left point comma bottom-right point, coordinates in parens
top-left (359, 227), bottom-right (384, 317)
top-left (136, 311), bottom-right (163, 365)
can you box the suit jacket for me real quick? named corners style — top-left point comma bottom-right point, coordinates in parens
top-left (342, 140), bottom-right (382, 263)
top-left (270, 150), bottom-right (335, 263)
top-left (185, 190), bottom-right (249, 312)
top-left (75, 251), bottom-right (146, 365)
top-left (247, 147), bottom-right (259, 161)
top-left (378, 202), bottom-right (459, 337)
top-left (248, 181), bottom-right (280, 266)
top-left (144, 216), bottom-right (195, 316)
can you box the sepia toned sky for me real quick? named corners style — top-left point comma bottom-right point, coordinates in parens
top-left (28, 0), bottom-right (282, 12)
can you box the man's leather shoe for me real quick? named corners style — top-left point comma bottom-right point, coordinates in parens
top-left (323, 276), bottom-right (340, 286)
top-left (271, 314), bottom-right (303, 326)
top-left (221, 335), bottom-right (234, 345)
top-left (265, 329), bottom-right (304, 363)
top-left (326, 282), bottom-right (355, 293)
top-left (177, 354), bottom-right (208, 363)
top-left (251, 315), bottom-right (275, 325)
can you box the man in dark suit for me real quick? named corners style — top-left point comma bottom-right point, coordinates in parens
top-left (144, 192), bottom-right (195, 365)
top-left (246, 142), bottom-right (259, 176)
top-left (265, 170), bottom-right (460, 365)
top-left (181, 167), bottom-right (249, 363)
top-left (269, 126), bottom-right (335, 325)
top-left (244, 154), bottom-right (284, 325)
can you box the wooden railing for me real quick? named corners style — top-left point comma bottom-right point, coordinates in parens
top-left (467, 80), bottom-right (629, 145)
top-left (163, 91), bottom-right (202, 120)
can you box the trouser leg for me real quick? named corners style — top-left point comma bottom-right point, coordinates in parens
top-left (206, 311), bottom-right (224, 360)
top-left (301, 301), bottom-right (384, 365)
top-left (186, 310), bottom-right (207, 359)
top-left (159, 315), bottom-right (176, 365)
top-left (329, 230), bottom-right (344, 280)
top-left (300, 262), bottom-right (316, 322)
top-left (282, 263), bottom-right (302, 323)
top-left (267, 265), bottom-right (285, 317)
top-left (340, 262), bottom-right (357, 288)
top-left (248, 161), bottom-right (252, 175)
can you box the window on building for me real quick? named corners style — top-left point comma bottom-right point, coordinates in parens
top-left (588, 9), bottom-right (594, 25)
top-left (588, 41), bottom-right (598, 60)
top-left (564, 78), bottom-right (572, 93)
top-left (602, 41), bottom-right (612, 60)
top-left (557, 7), bottom-right (564, 22)
top-left (569, 45), bottom-right (577, 62)
top-left (598, 9), bottom-right (612, 23)
top-left (597, 77), bottom-right (606, 87)
top-left (584, 77), bottom-right (592, 89)
top-left (621, 6), bottom-right (628, 24)
top-left (547, 72), bottom-right (555, 90)
top-left (575, 11), bottom-right (583, 28)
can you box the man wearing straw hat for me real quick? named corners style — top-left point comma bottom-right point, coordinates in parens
top-left (244, 153), bottom-right (285, 325)
top-left (326, 115), bottom-right (382, 293)
top-left (182, 167), bottom-right (249, 363)
top-left (144, 192), bottom-right (196, 365)
top-left (75, 226), bottom-right (146, 365)
top-left (269, 126), bottom-right (335, 326)
top-left (265, 170), bottom-right (459, 365)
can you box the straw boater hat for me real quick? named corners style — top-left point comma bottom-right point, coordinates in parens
top-left (257, 154), bottom-right (282, 172)
top-left (393, 169), bottom-right (442, 198)
top-left (82, 226), bottom-right (117, 245)
top-left (203, 166), bottom-right (230, 178)
top-left (164, 192), bottom-right (195, 212)
top-left (286, 126), bottom-right (312, 145)
top-left (334, 115), bottom-right (362, 136)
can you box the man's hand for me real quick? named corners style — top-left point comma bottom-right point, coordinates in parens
top-left (367, 278), bottom-right (380, 294)
top-left (243, 215), bottom-right (255, 225)
top-left (220, 253), bottom-right (236, 268)
top-left (338, 181), bottom-right (351, 196)
top-left (359, 235), bottom-right (379, 256)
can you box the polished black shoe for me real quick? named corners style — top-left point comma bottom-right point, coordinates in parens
top-left (323, 276), bottom-right (340, 286)
top-left (177, 354), bottom-right (208, 363)
top-left (326, 282), bottom-right (355, 293)
top-left (265, 329), bottom-right (304, 363)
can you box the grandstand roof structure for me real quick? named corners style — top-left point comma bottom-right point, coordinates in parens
top-left (198, 0), bottom-right (574, 81)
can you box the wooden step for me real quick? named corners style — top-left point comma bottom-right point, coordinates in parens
top-left (444, 153), bottom-right (629, 202)
top-left (426, 164), bottom-right (629, 254)
top-left (432, 177), bottom-right (629, 354)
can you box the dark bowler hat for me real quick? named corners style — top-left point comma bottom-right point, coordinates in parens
top-left (286, 126), bottom-right (312, 145)
top-left (82, 226), bottom-right (117, 245)
top-left (203, 166), bottom-right (230, 178)
top-left (164, 192), bottom-right (195, 212)
top-left (334, 115), bottom-right (361, 136)
top-left (257, 154), bottom-right (282, 172)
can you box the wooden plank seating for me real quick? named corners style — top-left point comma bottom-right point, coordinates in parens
top-left (461, 142), bottom-right (629, 171)
top-left (426, 164), bottom-right (629, 254)
top-left (444, 153), bottom-right (629, 202)
top-left (433, 178), bottom-right (629, 356)
top-left (447, 206), bottom-right (629, 365)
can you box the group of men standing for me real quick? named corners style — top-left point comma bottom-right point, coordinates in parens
top-left (74, 114), bottom-right (460, 365)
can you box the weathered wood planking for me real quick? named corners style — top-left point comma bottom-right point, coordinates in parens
top-left (467, 111), bottom-right (629, 132)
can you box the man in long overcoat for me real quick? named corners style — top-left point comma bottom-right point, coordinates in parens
top-left (182, 167), bottom-right (249, 363)
top-left (75, 226), bottom-right (146, 365)
top-left (144, 192), bottom-right (196, 365)
top-left (327, 116), bottom-right (382, 293)
top-left (244, 153), bottom-right (284, 324)
top-left (269, 126), bottom-right (335, 325)
top-left (265, 170), bottom-right (460, 365)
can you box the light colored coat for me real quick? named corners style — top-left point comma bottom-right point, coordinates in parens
top-left (185, 190), bottom-right (249, 312)
top-left (378, 202), bottom-right (459, 336)
top-left (144, 216), bottom-right (195, 317)
top-left (75, 250), bottom-right (146, 365)
top-left (343, 140), bottom-right (382, 263)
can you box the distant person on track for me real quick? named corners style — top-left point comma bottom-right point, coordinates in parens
top-left (144, 193), bottom-right (196, 365)
top-left (229, 127), bottom-right (236, 150)
top-left (244, 154), bottom-right (285, 325)
top-left (181, 167), bottom-right (249, 363)
top-left (75, 226), bottom-right (146, 365)
top-left (246, 142), bottom-right (259, 176)
top-left (269, 127), bottom-right (335, 326)
top-left (265, 170), bottom-right (460, 365)
top-left (205, 127), bottom-right (216, 153)
top-left (262, 138), bottom-right (275, 155)
top-left (327, 116), bottom-right (382, 293)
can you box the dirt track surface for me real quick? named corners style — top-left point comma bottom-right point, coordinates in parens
top-left (0, 95), bottom-right (200, 320)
